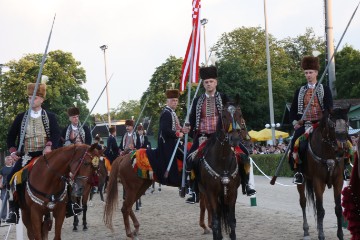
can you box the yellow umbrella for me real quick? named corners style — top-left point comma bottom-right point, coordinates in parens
top-left (250, 128), bottom-right (289, 141)
top-left (248, 130), bottom-right (259, 141)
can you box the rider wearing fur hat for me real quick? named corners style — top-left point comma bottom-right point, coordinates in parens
top-left (6, 79), bottom-right (60, 224)
top-left (289, 56), bottom-right (333, 184)
top-left (185, 65), bottom-right (256, 204)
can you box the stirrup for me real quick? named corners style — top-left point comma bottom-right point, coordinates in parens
top-left (293, 172), bottom-right (304, 185)
top-left (245, 185), bottom-right (256, 196)
top-left (5, 212), bottom-right (19, 224)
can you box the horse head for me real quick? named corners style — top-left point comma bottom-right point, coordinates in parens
top-left (322, 106), bottom-right (350, 145)
top-left (71, 143), bottom-right (103, 197)
top-left (220, 94), bottom-right (245, 147)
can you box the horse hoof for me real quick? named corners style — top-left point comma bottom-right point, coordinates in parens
top-left (73, 227), bottom-right (78, 232)
top-left (83, 227), bottom-right (88, 231)
top-left (203, 229), bottom-right (211, 234)
top-left (303, 236), bottom-right (311, 240)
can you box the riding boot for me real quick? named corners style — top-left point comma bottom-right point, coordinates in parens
top-left (5, 200), bottom-right (19, 224)
top-left (293, 164), bottom-right (304, 184)
top-left (185, 178), bottom-right (199, 204)
top-left (239, 164), bottom-right (256, 196)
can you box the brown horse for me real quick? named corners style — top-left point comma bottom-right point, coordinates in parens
top-left (71, 148), bottom-right (106, 231)
top-left (198, 105), bottom-right (249, 236)
top-left (104, 152), bottom-right (153, 238)
top-left (19, 143), bottom-right (100, 240)
top-left (194, 100), bottom-right (243, 240)
top-left (297, 107), bottom-right (349, 240)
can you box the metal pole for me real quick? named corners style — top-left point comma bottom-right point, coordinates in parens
top-left (200, 18), bottom-right (208, 66)
top-left (100, 45), bottom-right (111, 127)
top-left (264, 0), bottom-right (276, 146)
top-left (324, 0), bottom-right (337, 97)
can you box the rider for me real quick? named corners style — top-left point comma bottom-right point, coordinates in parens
top-left (135, 124), bottom-right (151, 149)
top-left (104, 126), bottom-right (119, 164)
top-left (119, 119), bottom-right (137, 156)
top-left (61, 105), bottom-right (91, 146)
top-left (289, 55), bottom-right (333, 184)
top-left (6, 79), bottom-right (60, 224)
top-left (61, 105), bottom-right (92, 217)
top-left (147, 88), bottom-right (189, 186)
top-left (185, 65), bottom-right (256, 204)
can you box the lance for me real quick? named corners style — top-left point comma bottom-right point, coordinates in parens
top-left (80, 73), bottom-right (114, 130)
top-left (134, 97), bottom-right (149, 130)
top-left (146, 116), bottom-right (152, 133)
top-left (16, 14), bottom-right (56, 154)
top-left (270, 1), bottom-right (360, 185)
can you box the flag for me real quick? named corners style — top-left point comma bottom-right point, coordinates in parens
top-left (179, 0), bottom-right (201, 92)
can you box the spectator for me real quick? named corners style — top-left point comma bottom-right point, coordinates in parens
top-left (0, 156), bottom-right (14, 221)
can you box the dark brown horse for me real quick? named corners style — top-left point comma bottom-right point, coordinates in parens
top-left (194, 101), bottom-right (243, 240)
top-left (71, 148), bottom-right (106, 231)
top-left (19, 143), bottom-right (100, 240)
top-left (198, 106), bottom-right (249, 236)
top-left (297, 107), bottom-right (349, 240)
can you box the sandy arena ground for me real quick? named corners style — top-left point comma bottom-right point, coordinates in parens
top-left (0, 176), bottom-right (352, 240)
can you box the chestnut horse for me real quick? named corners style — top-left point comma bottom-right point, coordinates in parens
top-left (71, 148), bottom-right (106, 231)
top-left (297, 107), bottom-right (349, 240)
top-left (19, 143), bottom-right (100, 240)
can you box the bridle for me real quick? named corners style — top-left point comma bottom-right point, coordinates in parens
top-left (26, 146), bottom-right (97, 209)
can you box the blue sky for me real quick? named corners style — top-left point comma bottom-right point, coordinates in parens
top-left (1, 0), bottom-right (359, 114)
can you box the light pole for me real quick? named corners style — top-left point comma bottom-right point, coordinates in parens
top-left (263, 0), bottom-right (276, 146)
top-left (100, 45), bottom-right (111, 127)
top-left (265, 123), bottom-right (281, 145)
top-left (200, 18), bottom-right (208, 66)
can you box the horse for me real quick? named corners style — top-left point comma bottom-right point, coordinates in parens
top-left (71, 148), bottom-right (106, 231)
top-left (198, 104), bottom-right (249, 236)
top-left (297, 107), bottom-right (349, 240)
top-left (193, 101), bottom-right (243, 240)
top-left (19, 143), bottom-right (100, 240)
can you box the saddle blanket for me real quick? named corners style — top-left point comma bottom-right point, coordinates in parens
top-left (10, 157), bottom-right (40, 185)
top-left (131, 149), bottom-right (183, 181)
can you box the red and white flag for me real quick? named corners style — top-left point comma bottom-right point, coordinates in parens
top-left (179, 0), bottom-right (201, 92)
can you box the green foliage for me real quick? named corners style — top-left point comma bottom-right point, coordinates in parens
top-left (140, 56), bottom-right (186, 137)
top-left (112, 100), bottom-right (141, 122)
top-left (0, 50), bottom-right (90, 151)
top-left (251, 154), bottom-right (293, 177)
top-left (334, 45), bottom-right (360, 99)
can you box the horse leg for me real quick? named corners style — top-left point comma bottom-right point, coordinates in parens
top-left (313, 181), bottom-right (326, 240)
top-left (121, 204), bottom-right (135, 239)
top-left (53, 207), bottom-right (66, 240)
top-left (129, 210), bottom-right (140, 236)
top-left (199, 195), bottom-right (208, 234)
top-left (297, 184), bottom-right (310, 239)
top-left (82, 204), bottom-right (88, 230)
top-left (30, 212), bottom-right (44, 240)
top-left (73, 214), bottom-right (79, 231)
top-left (334, 185), bottom-right (344, 240)
top-left (228, 205), bottom-right (236, 240)
top-left (99, 182), bottom-right (105, 202)
top-left (211, 212), bottom-right (222, 240)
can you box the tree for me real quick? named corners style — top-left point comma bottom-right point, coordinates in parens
top-left (212, 26), bottom-right (299, 129)
top-left (112, 100), bottom-right (141, 122)
top-left (0, 50), bottom-right (90, 151)
top-left (334, 45), bottom-right (360, 99)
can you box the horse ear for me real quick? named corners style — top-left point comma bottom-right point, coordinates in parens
top-left (90, 143), bottom-right (98, 151)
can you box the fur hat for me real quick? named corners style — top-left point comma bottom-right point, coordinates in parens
top-left (165, 89), bottom-right (180, 99)
top-left (109, 126), bottom-right (116, 134)
top-left (200, 66), bottom-right (217, 80)
top-left (137, 125), bottom-right (144, 131)
top-left (67, 107), bottom-right (80, 117)
top-left (94, 134), bottom-right (101, 141)
top-left (125, 119), bottom-right (134, 126)
top-left (301, 56), bottom-right (320, 71)
top-left (27, 83), bottom-right (46, 98)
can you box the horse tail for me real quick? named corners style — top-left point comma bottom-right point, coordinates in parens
top-left (219, 193), bottom-right (231, 234)
top-left (305, 179), bottom-right (317, 218)
top-left (103, 157), bottom-right (122, 231)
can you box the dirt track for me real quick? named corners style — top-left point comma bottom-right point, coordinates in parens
top-left (0, 176), bottom-right (352, 240)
